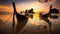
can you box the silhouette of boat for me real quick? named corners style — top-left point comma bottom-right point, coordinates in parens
top-left (12, 2), bottom-right (28, 34)
top-left (25, 8), bottom-right (35, 19)
top-left (39, 5), bottom-right (59, 34)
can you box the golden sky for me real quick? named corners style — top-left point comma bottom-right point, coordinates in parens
top-left (0, 5), bottom-right (13, 12)
top-left (0, 0), bottom-right (60, 14)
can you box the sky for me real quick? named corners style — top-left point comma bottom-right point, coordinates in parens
top-left (0, 0), bottom-right (60, 13)
top-left (0, 0), bottom-right (60, 21)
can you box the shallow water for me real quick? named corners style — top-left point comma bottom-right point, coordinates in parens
top-left (0, 14), bottom-right (60, 34)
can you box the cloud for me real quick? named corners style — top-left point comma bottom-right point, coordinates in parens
top-left (55, 0), bottom-right (60, 5)
top-left (0, 0), bottom-right (37, 4)
top-left (0, 11), bottom-right (12, 15)
top-left (0, 0), bottom-right (12, 6)
top-left (0, 5), bottom-right (13, 13)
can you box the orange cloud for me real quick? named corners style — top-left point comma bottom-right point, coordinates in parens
top-left (0, 5), bottom-right (13, 12)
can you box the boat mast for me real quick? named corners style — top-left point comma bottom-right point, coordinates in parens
top-left (12, 1), bottom-right (17, 34)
